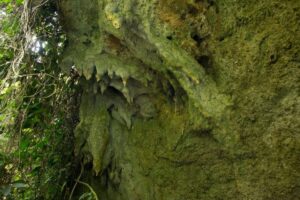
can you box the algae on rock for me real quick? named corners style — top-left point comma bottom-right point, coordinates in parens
top-left (59, 0), bottom-right (300, 199)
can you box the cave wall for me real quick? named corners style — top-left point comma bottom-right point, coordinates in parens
top-left (59, 0), bottom-right (300, 199)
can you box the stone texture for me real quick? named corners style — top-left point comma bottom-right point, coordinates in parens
top-left (59, 0), bottom-right (300, 199)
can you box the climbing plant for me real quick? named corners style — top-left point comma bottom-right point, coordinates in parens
top-left (0, 0), bottom-right (78, 199)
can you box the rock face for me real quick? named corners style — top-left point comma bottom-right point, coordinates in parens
top-left (59, 0), bottom-right (300, 199)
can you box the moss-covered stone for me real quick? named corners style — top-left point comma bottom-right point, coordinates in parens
top-left (60, 0), bottom-right (300, 199)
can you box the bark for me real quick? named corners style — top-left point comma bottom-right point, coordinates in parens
top-left (59, 0), bottom-right (300, 199)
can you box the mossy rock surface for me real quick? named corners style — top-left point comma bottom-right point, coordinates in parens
top-left (59, 0), bottom-right (300, 199)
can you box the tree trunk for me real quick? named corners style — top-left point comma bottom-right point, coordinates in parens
top-left (59, 0), bottom-right (300, 199)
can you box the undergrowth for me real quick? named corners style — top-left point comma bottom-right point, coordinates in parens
top-left (0, 0), bottom-right (79, 199)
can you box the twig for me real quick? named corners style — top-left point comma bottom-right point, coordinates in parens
top-left (68, 162), bottom-right (100, 200)
top-left (77, 180), bottom-right (99, 200)
top-left (68, 162), bottom-right (84, 200)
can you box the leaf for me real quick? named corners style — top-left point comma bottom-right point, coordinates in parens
top-left (79, 192), bottom-right (93, 200)
top-left (20, 138), bottom-right (30, 150)
top-left (0, 185), bottom-right (11, 196)
top-left (32, 163), bottom-right (42, 171)
top-left (11, 182), bottom-right (28, 188)
top-left (16, 0), bottom-right (23, 6)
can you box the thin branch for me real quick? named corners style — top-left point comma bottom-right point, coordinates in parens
top-left (68, 162), bottom-right (84, 200)
top-left (77, 181), bottom-right (99, 200)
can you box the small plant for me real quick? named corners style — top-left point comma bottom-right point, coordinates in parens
top-left (0, 0), bottom-right (79, 199)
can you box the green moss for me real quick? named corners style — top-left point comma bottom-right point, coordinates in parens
top-left (75, 92), bottom-right (110, 175)
top-left (61, 0), bottom-right (300, 199)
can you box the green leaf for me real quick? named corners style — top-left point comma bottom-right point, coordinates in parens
top-left (20, 138), bottom-right (30, 150)
top-left (79, 192), bottom-right (93, 200)
top-left (0, 185), bottom-right (11, 196)
top-left (11, 182), bottom-right (28, 188)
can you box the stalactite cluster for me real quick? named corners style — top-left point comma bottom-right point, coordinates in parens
top-left (59, 0), bottom-right (300, 199)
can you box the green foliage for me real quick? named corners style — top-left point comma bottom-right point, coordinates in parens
top-left (0, 0), bottom-right (23, 136)
top-left (79, 192), bottom-right (94, 200)
top-left (0, 0), bottom-right (78, 199)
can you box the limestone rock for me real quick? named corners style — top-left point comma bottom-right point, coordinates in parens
top-left (60, 0), bottom-right (300, 199)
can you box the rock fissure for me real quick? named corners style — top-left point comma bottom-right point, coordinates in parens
top-left (60, 0), bottom-right (300, 199)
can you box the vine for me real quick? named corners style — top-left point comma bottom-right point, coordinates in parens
top-left (0, 0), bottom-right (79, 199)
